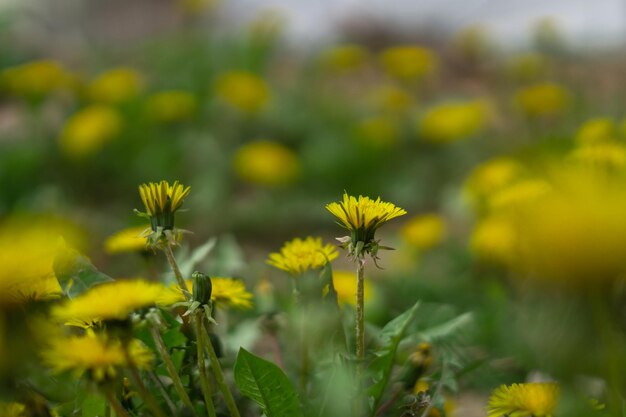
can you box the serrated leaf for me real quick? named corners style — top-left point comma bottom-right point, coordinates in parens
top-left (234, 348), bottom-right (304, 417)
top-left (367, 301), bottom-right (420, 417)
top-left (53, 244), bottom-right (113, 298)
top-left (418, 312), bottom-right (473, 343)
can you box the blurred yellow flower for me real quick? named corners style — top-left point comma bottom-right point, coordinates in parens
top-left (487, 382), bottom-right (559, 417)
top-left (419, 100), bottom-right (489, 143)
top-left (0, 222), bottom-right (69, 306)
top-left (233, 140), bottom-right (300, 186)
top-left (379, 46), bottom-right (438, 82)
top-left (505, 53), bottom-right (551, 82)
top-left (41, 332), bottom-right (153, 381)
top-left (87, 67), bottom-right (144, 104)
top-left (52, 279), bottom-right (169, 325)
top-left (511, 167), bottom-right (626, 285)
top-left (568, 142), bottom-right (626, 171)
top-left (370, 84), bottom-right (414, 113)
top-left (0, 402), bottom-right (26, 417)
top-left (470, 216), bottom-right (516, 265)
top-left (320, 44), bottom-right (369, 72)
top-left (215, 71), bottom-right (270, 113)
top-left (488, 179), bottom-right (551, 212)
top-left (330, 270), bottom-right (373, 307)
top-left (514, 83), bottom-right (570, 118)
top-left (267, 236), bottom-right (338, 276)
top-left (104, 226), bottom-right (148, 255)
top-left (355, 115), bottom-right (401, 148)
top-left (575, 117), bottom-right (617, 146)
top-left (145, 90), bottom-right (197, 123)
top-left (159, 277), bottom-right (253, 309)
top-left (1, 60), bottom-right (71, 99)
top-left (401, 214), bottom-right (446, 250)
top-left (464, 157), bottom-right (525, 208)
top-left (59, 105), bottom-right (122, 158)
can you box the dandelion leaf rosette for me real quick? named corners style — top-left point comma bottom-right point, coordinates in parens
top-left (234, 348), bottom-right (304, 417)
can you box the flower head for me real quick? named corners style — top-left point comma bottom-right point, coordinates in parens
top-left (575, 117), bottom-right (617, 146)
top-left (401, 214), bottom-right (446, 250)
top-left (1, 60), bottom-right (73, 100)
top-left (87, 67), bottom-right (144, 104)
top-left (137, 180), bottom-right (190, 242)
top-left (267, 237), bottom-right (338, 276)
top-left (41, 332), bottom-right (153, 381)
top-left (379, 46), bottom-right (438, 82)
top-left (487, 382), bottom-right (559, 417)
top-left (326, 193), bottom-right (406, 261)
top-left (59, 105), bottom-right (122, 158)
top-left (320, 44), bottom-right (369, 73)
top-left (215, 71), bottom-right (270, 114)
top-left (419, 100), bottom-right (489, 143)
top-left (52, 279), bottom-right (168, 326)
top-left (514, 83), bottom-right (570, 118)
top-left (234, 140), bottom-right (300, 187)
top-left (159, 277), bottom-right (253, 309)
top-left (145, 90), bottom-right (197, 124)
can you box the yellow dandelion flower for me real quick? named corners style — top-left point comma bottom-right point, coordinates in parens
top-left (267, 237), bottom-right (338, 276)
top-left (326, 192), bottom-right (407, 247)
top-left (488, 179), bottom-right (551, 212)
top-left (159, 277), bottom-right (253, 309)
top-left (470, 216), bottom-right (517, 265)
top-left (320, 44), bottom-right (369, 72)
top-left (419, 100), bottom-right (489, 143)
top-left (145, 90), bottom-right (197, 123)
top-left (379, 46), bottom-right (438, 82)
top-left (487, 382), bottom-right (559, 417)
top-left (568, 142), bottom-right (626, 171)
top-left (233, 140), bottom-right (300, 187)
top-left (464, 157), bottom-right (525, 209)
top-left (575, 117), bottom-right (617, 146)
top-left (52, 279), bottom-right (169, 325)
top-left (59, 105), bottom-right (122, 158)
top-left (370, 84), bottom-right (414, 113)
top-left (41, 332), bottom-right (153, 381)
top-left (104, 226), bottom-right (149, 255)
top-left (87, 67), bottom-right (144, 104)
top-left (354, 115), bottom-right (401, 149)
top-left (138, 180), bottom-right (190, 231)
top-left (330, 270), bottom-right (373, 307)
top-left (215, 71), bottom-right (270, 114)
top-left (401, 214), bottom-right (446, 250)
top-left (1, 60), bottom-right (72, 99)
top-left (514, 83), bottom-right (570, 118)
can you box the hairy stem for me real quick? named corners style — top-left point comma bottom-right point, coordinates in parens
top-left (163, 244), bottom-right (190, 301)
top-left (193, 314), bottom-right (218, 417)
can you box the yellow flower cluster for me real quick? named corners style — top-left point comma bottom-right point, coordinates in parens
top-left (330, 270), bottom-right (373, 307)
top-left (139, 180), bottom-right (191, 217)
top-left (41, 332), bottom-right (153, 381)
top-left (60, 105), bottom-right (122, 158)
top-left (267, 237), bottom-right (338, 276)
top-left (514, 83), bottom-right (570, 118)
top-left (487, 382), bottom-right (559, 417)
top-left (419, 100), bottom-right (489, 143)
top-left (215, 71), bottom-right (270, 114)
top-left (233, 141), bottom-right (300, 186)
top-left (52, 279), bottom-right (168, 325)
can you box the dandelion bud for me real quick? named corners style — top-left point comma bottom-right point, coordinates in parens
top-left (192, 271), bottom-right (212, 306)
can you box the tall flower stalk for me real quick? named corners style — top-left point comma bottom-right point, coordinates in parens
top-left (326, 193), bottom-right (406, 360)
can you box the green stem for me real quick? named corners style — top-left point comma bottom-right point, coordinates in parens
top-left (150, 326), bottom-right (198, 415)
top-left (202, 319), bottom-right (242, 417)
top-left (163, 244), bottom-right (191, 301)
top-left (125, 353), bottom-right (168, 417)
top-left (103, 389), bottom-right (131, 417)
top-left (193, 315), bottom-right (218, 417)
top-left (149, 370), bottom-right (177, 415)
top-left (356, 259), bottom-right (365, 361)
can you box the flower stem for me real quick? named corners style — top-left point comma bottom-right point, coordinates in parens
top-left (356, 258), bottom-right (365, 360)
top-left (150, 325), bottom-right (199, 416)
top-left (163, 244), bottom-right (190, 301)
top-left (103, 390), bottom-right (131, 417)
top-left (193, 314), bottom-right (218, 417)
top-left (202, 320), bottom-right (242, 417)
top-left (126, 360), bottom-right (168, 417)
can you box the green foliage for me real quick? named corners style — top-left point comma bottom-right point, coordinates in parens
top-left (53, 246), bottom-right (113, 297)
top-left (234, 348), bottom-right (305, 417)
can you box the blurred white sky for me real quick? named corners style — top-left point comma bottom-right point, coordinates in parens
top-left (225, 0), bottom-right (626, 47)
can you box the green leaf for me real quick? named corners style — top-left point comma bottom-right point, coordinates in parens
top-left (53, 244), bottom-right (113, 298)
top-left (418, 312), bottom-right (473, 343)
top-left (81, 392), bottom-right (105, 417)
top-left (234, 348), bottom-right (304, 417)
top-left (179, 237), bottom-right (217, 278)
top-left (367, 301), bottom-right (420, 417)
